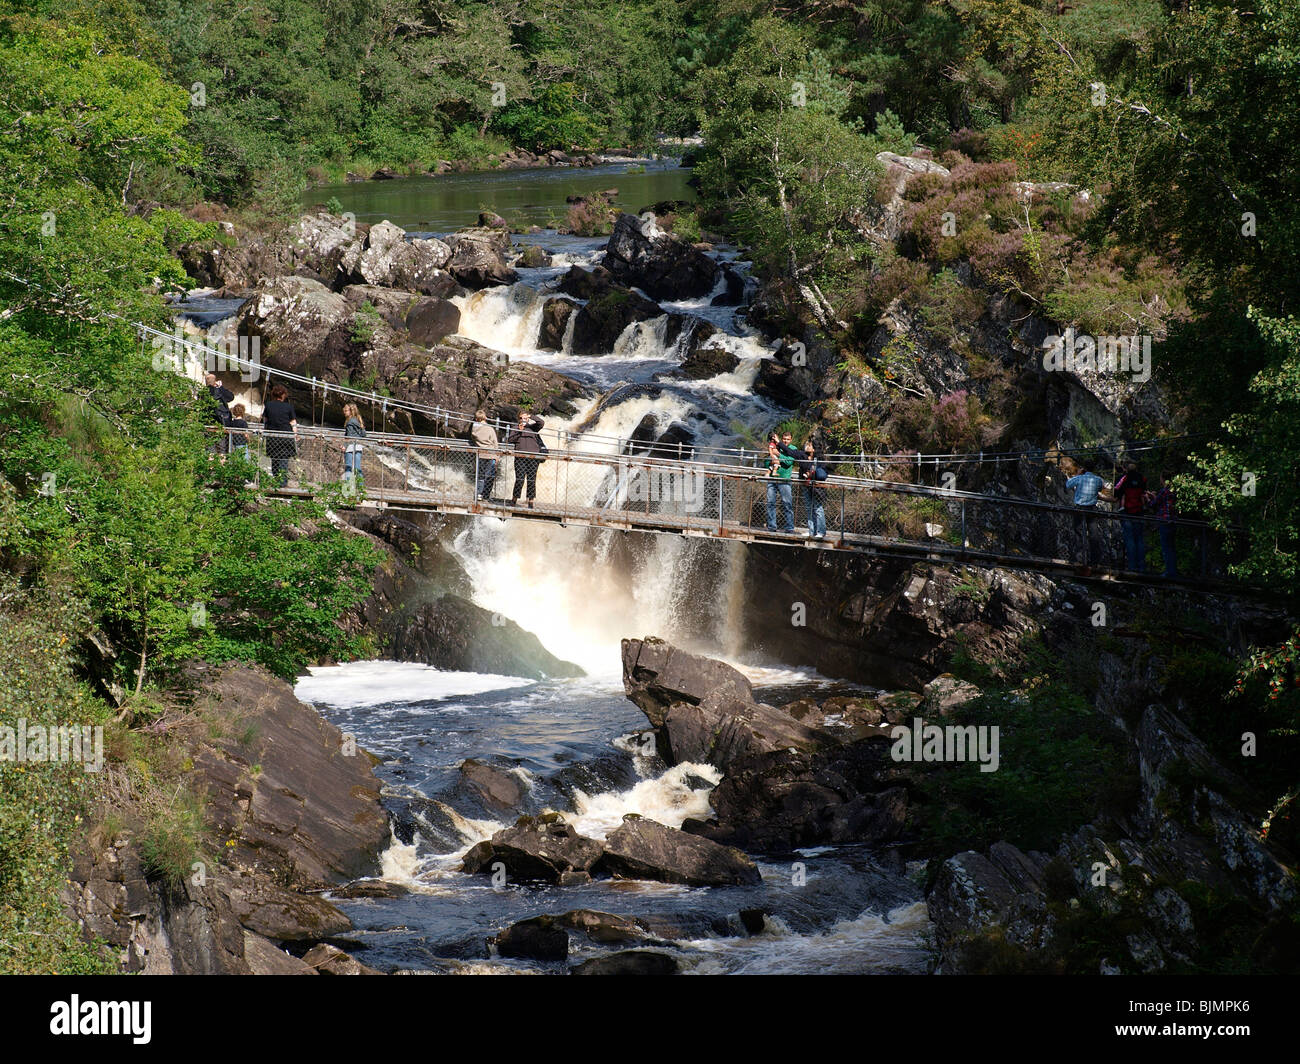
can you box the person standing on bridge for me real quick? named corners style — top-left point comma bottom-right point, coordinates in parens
top-left (1149, 473), bottom-right (1178, 578)
top-left (765, 435), bottom-right (796, 533)
top-left (1113, 461), bottom-right (1149, 573)
top-left (262, 384), bottom-right (299, 486)
top-left (342, 403), bottom-right (366, 489)
top-left (205, 372), bottom-right (234, 455)
top-left (509, 411), bottom-right (545, 508)
top-left (799, 437), bottom-right (828, 540)
top-left (228, 403), bottom-right (250, 463)
top-left (471, 409), bottom-right (500, 502)
top-left (1066, 458), bottom-right (1106, 565)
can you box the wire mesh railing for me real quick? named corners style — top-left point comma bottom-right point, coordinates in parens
top-left (215, 425), bottom-right (1225, 580)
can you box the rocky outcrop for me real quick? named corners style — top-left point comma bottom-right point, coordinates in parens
top-left (621, 637), bottom-right (754, 728)
top-left (570, 285), bottom-right (664, 356)
top-left (690, 748), bottom-right (909, 852)
top-left (356, 220), bottom-right (456, 294)
top-left (596, 816), bottom-right (762, 887)
top-left (446, 227), bottom-right (518, 288)
top-left (303, 943), bottom-right (384, 975)
top-left (61, 663), bottom-right (389, 973)
top-left (602, 212), bottom-right (720, 301)
top-left (236, 281), bottom-right (586, 431)
top-left (392, 593), bottom-right (584, 680)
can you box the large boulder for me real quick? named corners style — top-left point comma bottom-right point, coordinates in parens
top-left (621, 637), bottom-right (753, 728)
top-left (596, 815), bottom-right (761, 887)
top-left (458, 758), bottom-right (528, 813)
top-left (658, 695), bottom-right (835, 770)
top-left (569, 286), bottom-right (664, 355)
top-left (538, 296), bottom-right (579, 351)
top-left (602, 212), bottom-right (720, 301)
top-left (446, 227), bottom-right (518, 288)
top-left (357, 220), bottom-right (455, 294)
top-left (341, 284), bottom-right (462, 347)
top-left (570, 951), bottom-right (678, 975)
top-left (462, 817), bottom-right (605, 883)
top-left (236, 275), bottom-right (350, 370)
top-left (695, 745), bottom-right (909, 851)
top-left (492, 915), bottom-right (569, 961)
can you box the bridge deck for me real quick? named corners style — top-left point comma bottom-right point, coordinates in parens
top-left (233, 424), bottom-right (1234, 591)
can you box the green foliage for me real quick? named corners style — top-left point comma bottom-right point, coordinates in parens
top-left (0, 580), bottom-right (116, 974)
top-left (491, 82), bottom-right (602, 153)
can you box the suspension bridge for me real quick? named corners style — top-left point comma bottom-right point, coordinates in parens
top-left (218, 424), bottom-right (1228, 589)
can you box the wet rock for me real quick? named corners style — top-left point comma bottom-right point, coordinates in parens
top-left (596, 815), bottom-right (761, 887)
top-left (370, 167), bottom-right (400, 180)
top-left (446, 227), bottom-right (518, 288)
top-left (570, 950), bottom-right (678, 975)
top-left (674, 336), bottom-right (738, 381)
top-left (555, 910), bottom-right (650, 945)
top-left (700, 746), bottom-right (908, 852)
top-left (302, 942), bottom-right (385, 975)
top-left (478, 210), bottom-right (509, 229)
top-left (569, 284), bottom-right (663, 356)
top-left (225, 873), bottom-right (353, 942)
top-left (493, 915), bottom-right (569, 961)
top-left (458, 758), bottom-right (528, 813)
top-left (517, 244), bottom-right (552, 268)
top-left (332, 879), bottom-right (411, 900)
top-left (602, 212), bottom-right (720, 301)
top-left (537, 296), bottom-right (579, 351)
top-left (462, 818), bottom-right (605, 883)
top-left (404, 296), bottom-right (463, 346)
top-left (712, 263), bottom-right (747, 306)
top-left (660, 695), bottom-right (835, 771)
top-left (392, 593), bottom-right (583, 680)
top-left (621, 636), bottom-right (754, 729)
top-left (243, 932), bottom-right (317, 975)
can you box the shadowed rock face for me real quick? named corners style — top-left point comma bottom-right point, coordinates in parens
top-left (570, 950), bottom-right (679, 975)
top-left (393, 593), bottom-right (584, 680)
top-left (596, 816), bottom-right (762, 887)
top-left (602, 212), bottom-right (720, 301)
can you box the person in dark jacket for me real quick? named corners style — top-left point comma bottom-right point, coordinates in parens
top-left (1113, 461), bottom-right (1148, 573)
top-left (798, 437), bottom-right (828, 539)
top-left (205, 372), bottom-right (235, 454)
top-left (261, 384), bottom-right (298, 486)
top-left (508, 412), bottom-right (545, 507)
top-left (228, 403), bottom-right (250, 463)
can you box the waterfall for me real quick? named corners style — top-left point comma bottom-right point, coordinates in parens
top-left (443, 262), bottom-right (782, 674)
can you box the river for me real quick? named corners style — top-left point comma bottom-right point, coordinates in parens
top-left (233, 161), bottom-right (932, 972)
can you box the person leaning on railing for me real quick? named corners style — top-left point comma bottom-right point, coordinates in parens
top-left (508, 411), bottom-right (546, 508)
top-left (765, 433), bottom-right (796, 533)
top-left (798, 437), bottom-right (829, 540)
top-left (262, 384), bottom-right (299, 486)
top-left (471, 409), bottom-right (500, 502)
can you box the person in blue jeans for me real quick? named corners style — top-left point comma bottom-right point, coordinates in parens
top-left (799, 438), bottom-right (827, 539)
top-left (765, 436), bottom-right (795, 532)
top-left (342, 403), bottom-right (366, 488)
top-left (1113, 462), bottom-right (1148, 572)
